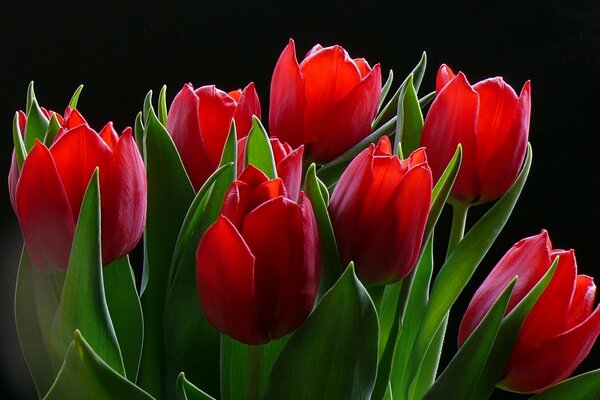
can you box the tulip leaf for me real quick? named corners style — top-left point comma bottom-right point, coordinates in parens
top-left (44, 113), bottom-right (62, 145)
top-left (12, 112), bottom-right (27, 170)
top-left (44, 330), bottom-right (155, 400)
top-left (221, 335), bottom-right (289, 400)
top-left (244, 116), bottom-right (277, 179)
top-left (220, 121), bottom-right (238, 175)
top-left (423, 278), bottom-right (516, 400)
top-left (378, 69), bottom-right (394, 111)
top-left (134, 111), bottom-right (145, 155)
top-left (158, 85), bottom-right (168, 126)
top-left (419, 91), bottom-right (436, 108)
top-left (50, 171), bottom-right (124, 376)
top-left (176, 373), bottom-right (215, 400)
top-left (529, 369), bottom-right (600, 400)
top-left (68, 84), bottom-right (84, 110)
top-left (373, 52), bottom-right (426, 130)
top-left (24, 82), bottom-right (50, 151)
top-left (394, 74), bottom-right (424, 156)
top-left (404, 144), bottom-right (532, 398)
top-left (143, 90), bottom-right (153, 124)
top-left (104, 256), bottom-right (144, 381)
top-left (266, 264), bottom-right (379, 400)
top-left (305, 163), bottom-right (343, 296)
top-left (469, 259), bottom-right (559, 400)
top-left (138, 108), bottom-right (195, 398)
top-left (14, 249), bottom-right (65, 397)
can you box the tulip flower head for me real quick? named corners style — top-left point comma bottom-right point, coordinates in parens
top-left (329, 136), bottom-right (432, 285)
top-left (269, 39), bottom-right (382, 163)
top-left (459, 231), bottom-right (600, 393)
top-left (196, 165), bottom-right (320, 345)
top-left (13, 119), bottom-right (147, 272)
top-left (167, 83), bottom-right (261, 190)
top-left (421, 64), bottom-right (531, 204)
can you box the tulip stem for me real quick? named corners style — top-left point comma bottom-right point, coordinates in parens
top-left (446, 203), bottom-right (469, 258)
top-left (247, 344), bottom-right (265, 400)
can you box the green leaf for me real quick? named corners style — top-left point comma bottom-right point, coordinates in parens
top-left (470, 259), bottom-right (559, 400)
top-left (14, 249), bottom-right (65, 397)
top-left (266, 264), bottom-right (379, 400)
top-left (419, 91), bottom-right (436, 108)
top-left (44, 113), bottom-right (62, 145)
top-left (405, 144), bottom-right (532, 397)
top-left (412, 315), bottom-right (446, 400)
top-left (158, 85), bottom-right (168, 126)
top-left (220, 121), bottom-right (238, 174)
top-left (44, 331), bottom-right (155, 400)
top-left (529, 369), bottom-right (600, 400)
top-left (176, 373), bottom-right (215, 400)
top-left (24, 82), bottom-right (50, 151)
top-left (143, 90), bottom-right (153, 124)
top-left (138, 109), bottom-right (195, 398)
top-left (423, 278), bottom-right (516, 400)
top-left (305, 164), bottom-right (342, 296)
top-left (244, 116), bottom-right (276, 178)
top-left (134, 111), bottom-right (145, 156)
top-left (394, 74), bottom-right (424, 156)
top-left (378, 69), bottom-right (394, 111)
top-left (104, 256), bottom-right (143, 381)
top-left (50, 170), bottom-right (124, 375)
top-left (221, 335), bottom-right (289, 400)
top-left (68, 84), bottom-right (84, 109)
top-left (12, 112), bottom-right (27, 170)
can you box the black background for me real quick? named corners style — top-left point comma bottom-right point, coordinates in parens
top-left (1, 1), bottom-right (599, 399)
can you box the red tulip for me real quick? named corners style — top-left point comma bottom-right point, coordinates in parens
top-left (328, 136), bottom-right (432, 285)
top-left (421, 64), bottom-right (531, 204)
top-left (167, 83), bottom-right (261, 190)
top-left (196, 165), bottom-right (320, 345)
top-left (458, 231), bottom-right (600, 393)
top-left (13, 121), bottom-right (147, 272)
top-left (269, 39), bottom-right (382, 163)
top-left (236, 136), bottom-right (304, 200)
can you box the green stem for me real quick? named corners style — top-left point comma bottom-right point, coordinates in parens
top-left (247, 344), bottom-right (265, 400)
top-left (446, 203), bottom-right (469, 258)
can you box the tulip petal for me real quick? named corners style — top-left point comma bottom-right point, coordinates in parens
top-left (435, 64), bottom-right (456, 92)
top-left (353, 58), bottom-right (372, 78)
top-left (421, 72), bottom-right (480, 202)
top-left (99, 129), bottom-right (146, 264)
top-left (567, 275), bottom-right (596, 329)
top-left (196, 216), bottom-right (265, 344)
top-left (233, 83), bottom-right (262, 137)
top-left (50, 125), bottom-right (113, 221)
top-left (15, 142), bottom-right (76, 271)
top-left (277, 145), bottom-right (304, 201)
top-left (269, 39), bottom-right (306, 149)
top-left (98, 122), bottom-right (121, 150)
top-left (458, 231), bottom-right (552, 345)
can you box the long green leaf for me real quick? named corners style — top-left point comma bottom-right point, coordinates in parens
top-left (138, 109), bottom-right (195, 398)
top-left (24, 82), bottom-right (50, 151)
top-left (244, 116), bottom-right (276, 178)
top-left (44, 114), bottom-right (62, 146)
top-left (405, 144), bottom-right (532, 398)
top-left (423, 278), bottom-right (516, 400)
top-left (378, 69), bottom-right (394, 111)
top-left (158, 85), bottom-right (168, 126)
top-left (266, 264), bottom-right (379, 400)
top-left (394, 74), bottom-right (424, 156)
top-left (12, 112), bottom-right (27, 170)
top-left (176, 373), bottom-right (215, 400)
top-left (529, 369), bottom-right (600, 400)
top-left (104, 256), bottom-right (144, 381)
top-left (44, 331), bottom-right (155, 400)
top-left (143, 90), bottom-right (153, 124)
top-left (50, 171), bottom-right (124, 375)
top-left (68, 84), bottom-right (84, 110)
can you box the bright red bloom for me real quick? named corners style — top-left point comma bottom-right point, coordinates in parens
top-left (13, 121), bottom-right (147, 272)
top-left (236, 136), bottom-right (304, 200)
top-left (167, 83), bottom-right (261, 190)
top-left (269, 39), bottom-right (382, 163)
top-left (421, 64), bottom-right (531, 204)
top-left (328, 136), bottom-right (432, 285)
top-left (196, 165), bottom-right (320, 345)
top-left (458, 231), bottom-right (600, 393)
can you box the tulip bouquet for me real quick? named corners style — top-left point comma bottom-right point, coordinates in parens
top-left (8, 39), bottom-right (600, 400)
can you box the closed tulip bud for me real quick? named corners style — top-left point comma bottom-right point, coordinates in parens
top-left (329, 136), bottom-right (432, 285)
top-left (167, 83), bottom-right (261, 190)
top-left (269, 39), bottom-right (382, 163)
top-left (459, 231), bottom-right (600, 393)
top-left (13, 121), bottom-right (147, 272)
top-left (196, 165), bottom-right (320, 345)
top-left (421, 64), bottom-right (531, 204)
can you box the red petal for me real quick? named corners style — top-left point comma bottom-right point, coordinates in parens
top-left (233, 82), bottom-right (261, 138)
top-left (227, 89), bottom-right (242, 102)
top-left (435, 64), bottom-right (456, 92)
top-left (353, 58), bottom-right (372, 77)
top-left (99, 129), bottom-right (146, 264)
top-left (15, 142), bottom-right (76, 271)
top-left (63, 108), bottom-right (88, 129)
top-left (421, 72), bottom-right (480, 202)
top-left (98, 122), bottom-right (120, 150)
top-left (308, 64), bottom-right (382, 162)
top-left (18, 110), bottom-right (27, 133)
top-left (458, 231), bottom-right (552, 346)
top-left (567, 275), bottom-right (596, 329)
top-left (196, 216), bottom-right (266, 344)
top-left (277, 144), bottom-right (304, 201)
top-left (50, 125), bottom-right (113, 221)
top-left (269, 39), bottom-right (306, 148)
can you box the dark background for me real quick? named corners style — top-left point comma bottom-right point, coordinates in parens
top-left (1, 1), bottom-right (599, 399)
